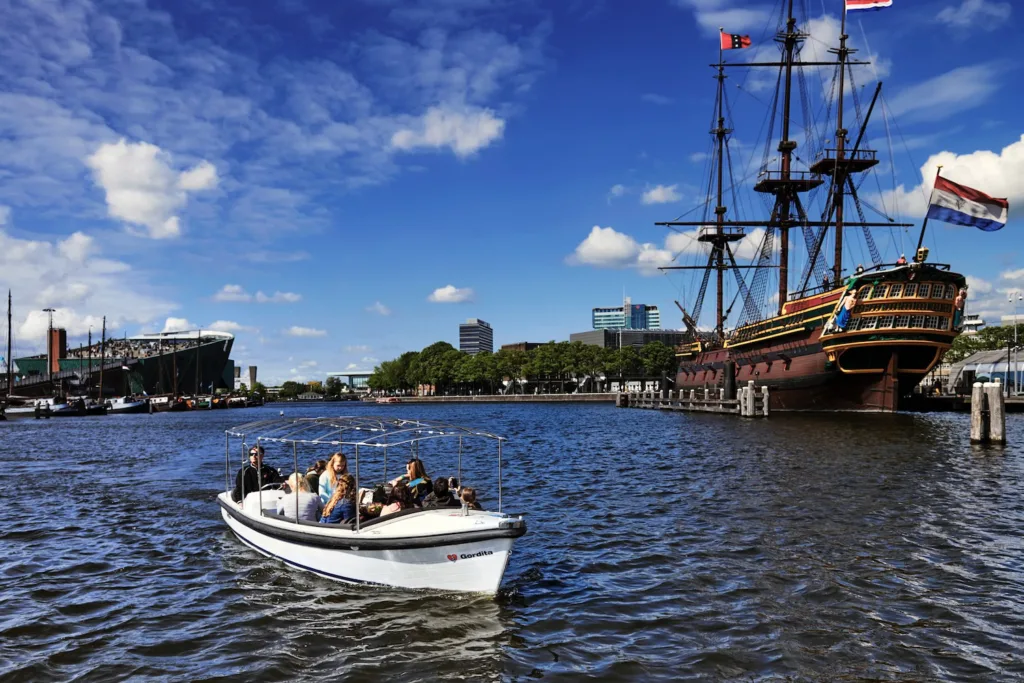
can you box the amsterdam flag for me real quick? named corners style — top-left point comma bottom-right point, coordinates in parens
top-left (721, 33), bottom-right (752, 50)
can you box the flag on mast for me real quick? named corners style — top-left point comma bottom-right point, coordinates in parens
top-left (846, 0), bottom-right (893, 11)
top-left (720, 33), bottom-right (751, 50)
top-left (926, 175), bottom-right (1008, 232)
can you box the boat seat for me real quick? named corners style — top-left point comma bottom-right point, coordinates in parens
top-left (243, 490), bottom-right (283, 517)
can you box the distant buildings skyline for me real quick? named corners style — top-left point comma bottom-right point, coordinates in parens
top-left (459, 318), bottom-right (493, 355)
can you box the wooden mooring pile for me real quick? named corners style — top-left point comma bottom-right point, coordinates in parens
top-left (970, 380), bottom-right (1007, 445)
top-left (617, 380), bottom-right (769, 418)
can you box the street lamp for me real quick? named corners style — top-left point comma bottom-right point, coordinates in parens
top-left (1011, 292), bottom-right (1022, 396)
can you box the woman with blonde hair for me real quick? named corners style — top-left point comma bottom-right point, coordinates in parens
top-left (277, 472), bottom-right (323, 521)
top-left (318, 452), bottom-right (348, 504)
top-left (320, 474), bottom-right (357, 524)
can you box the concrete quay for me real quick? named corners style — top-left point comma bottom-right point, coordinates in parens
top-left (369, 393), bottom-right (616, 404)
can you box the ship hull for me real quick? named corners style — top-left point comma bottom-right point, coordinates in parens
top-left (675, 265), bottom-right (965, 413)
top-left (675, 337), bottom-right (918, 412)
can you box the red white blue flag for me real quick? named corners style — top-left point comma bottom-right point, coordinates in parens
top-left (846, 0), bottom-right (893, 11)
top-left (927, 175), bottom-right (1009, 232)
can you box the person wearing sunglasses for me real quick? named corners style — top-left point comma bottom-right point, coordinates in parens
top-left (231, 445), bottom-right (284, 504)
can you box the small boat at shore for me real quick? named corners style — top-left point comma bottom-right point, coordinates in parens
top-left (218, 416), bottom-right (525, 594)
top-left (376, 396), bottom-right (400, 404)
top-left (106, 396), bottom-right (149, 414)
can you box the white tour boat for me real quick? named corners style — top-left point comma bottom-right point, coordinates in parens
top-left (106, 396), bottom-right (149, 414)
top-left (217, 416), bottom-right (526, 595)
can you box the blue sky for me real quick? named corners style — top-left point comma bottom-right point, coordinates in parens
top-left (0, 0), bottom-right (1021, 384)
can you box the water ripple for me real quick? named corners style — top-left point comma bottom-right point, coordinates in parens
top-left (1, 405), bottom-right (1023, 680)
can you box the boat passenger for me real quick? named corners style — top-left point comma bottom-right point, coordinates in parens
top-left (277, 473), bottom-right (323, 521)
top-left (231, 445), bottom-right (284, 503)
top-left (855, 264), bottom-right (865, 275)
top-left (896, 254), bottom-right (908, 265)
top-left (390, 458), bottom-right (431, 501)
top-left (320, 474), bottom-right (357, 524)
top-left (460, 487), bottom-right (482, 511)
top-left (423, 478), bottom-right (460, 509)
top-left (380, 481), bottom-right (413, 517)
top-left (318, 452), bottom-right (349, 504)
top-left (305, 459), bottom-right (327, 495)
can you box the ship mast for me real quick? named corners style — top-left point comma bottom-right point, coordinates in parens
top-left (776, 0), bottom-right (798, 312)
top-left (712, 33), bottom-right (730, 337)
top-left (6, 291), bottom-right (12, 399)
top-left (832, 10), bottom-right (849, 285)
top-left (99, 316), bottom-right (105, 401)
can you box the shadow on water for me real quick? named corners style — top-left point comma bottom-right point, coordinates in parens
top-left (1, 404), bottom-right (1023, 680)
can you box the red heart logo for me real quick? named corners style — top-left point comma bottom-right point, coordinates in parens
top-left (447, 554), bottom-right (458, 562)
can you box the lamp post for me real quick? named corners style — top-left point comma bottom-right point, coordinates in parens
top-left (1011, 292), bottom-right (1022, 396)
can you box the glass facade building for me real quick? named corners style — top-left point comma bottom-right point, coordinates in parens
top-left (592, 297), bottom-right (661, 330)
top-left (459, 318), bottom-right (493, 355)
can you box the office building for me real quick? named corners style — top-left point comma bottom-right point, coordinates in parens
top-left (593, 296), bottom-right (661, 330)
top-left (459, 318), bottom-right (493, 355)
top-left (570, 328), bottom-right (688, 350)
top-left (500, 342), bottom-right (543, 352)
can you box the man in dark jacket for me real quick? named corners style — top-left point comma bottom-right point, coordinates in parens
top-left (422, 478), bottom-right (460, 509)
top-left (231, 445), bottom-right (284, 503)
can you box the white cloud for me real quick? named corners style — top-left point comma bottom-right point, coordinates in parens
top-left (937, 0), bottom-right (1012, 29)
top-left (689, 152), bottom-right (708, 163)
top-left (567, 224), bottom-right (773, 275)
top-left (162, 317), bottom-right (196, 333)
top-left (366, 301), bottom-right (392, 315)
top-left (212, 285), bottom-right (300, 303)
top-left (886, 65), bottom-right (1000, 122)
top-left (967, 275), bottom-right (994, 293)
top-left (298, 359), bottom-right (318, 369)
top-left (641, 184), bottom-right (682, 205)
top-left (362, 356), bottom-right (379, 363)
top-left (213, 284), bottom-right (252, 302)
top-left (1, 217), bottom-right (174, 343)
top-left (641, 93), bottom-right (672, 105)
top-left (672, 0), bottom-right (771, 34)
top-left (207, 320), bottom-right (258, 333)
top-left (345, 344), bottom-right (371, 352)
top-left (1001, 269), bottom-right (1024, 282)
top-left (878, 134), bottom-right (1024, 218)
top-left (255, 291), bottom-right (302, 303)
top-left (85, 139), bottom-right (218, 239)
top-left (285, 326), bottom-right (327, 337)
top-left (391, 106), bottom-right (505, 157)
top-left (345, 362), bottom-right (360, 371)
top-left (609, 184), bottom-right (626, 198)
top-left (566, 226), bottom-right (640, 267)
top-left (428, 285), bottom-right (474, 303)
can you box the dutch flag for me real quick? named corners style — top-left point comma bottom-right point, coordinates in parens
top-left (927, 175), bottom-right (1009, 232)
top-left (846, 0), bottom-right (893, 10)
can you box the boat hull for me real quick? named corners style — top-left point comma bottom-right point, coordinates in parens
top-left (219, 498), bottom-right (518, 594)
top-left (107, 400), bottom-right (149, 414)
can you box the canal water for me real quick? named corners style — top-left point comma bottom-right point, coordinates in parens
top-left (1, 404), bottom-right (1023, 681)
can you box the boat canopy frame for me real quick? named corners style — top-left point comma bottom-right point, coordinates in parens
top-left (223, 416), bottom-right (507, 531)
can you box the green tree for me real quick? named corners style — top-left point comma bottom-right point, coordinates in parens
top-left (278, 381), bottom-right (303, 399)
top-left (325, 376), bottom-right (342, 397)
top-left (252, 382), bottom-right (267, 398)
top-left (944, 325), bottom-right (1019, 364)
top-left (640, 341), bottom-right (678, 384)
top-left (495, 348), bottom-right (528, 394)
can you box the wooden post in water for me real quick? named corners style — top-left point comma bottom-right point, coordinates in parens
top-left (986, 380), bottom-right (1006, 444)
top-left (746, 381), bottom-right (756, 417)
top-left (970, 382), bottom-right (987, 443)
top-left (761, 386), bottom-right (770, 417)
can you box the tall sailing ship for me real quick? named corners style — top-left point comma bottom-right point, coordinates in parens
top-left (660, 0), bottom-right (967, 412)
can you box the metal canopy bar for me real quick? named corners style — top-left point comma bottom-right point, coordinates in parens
top-left (656, 221), bottom-right (914, 228)
top-left (225, 415), bottom-right (506, 448)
